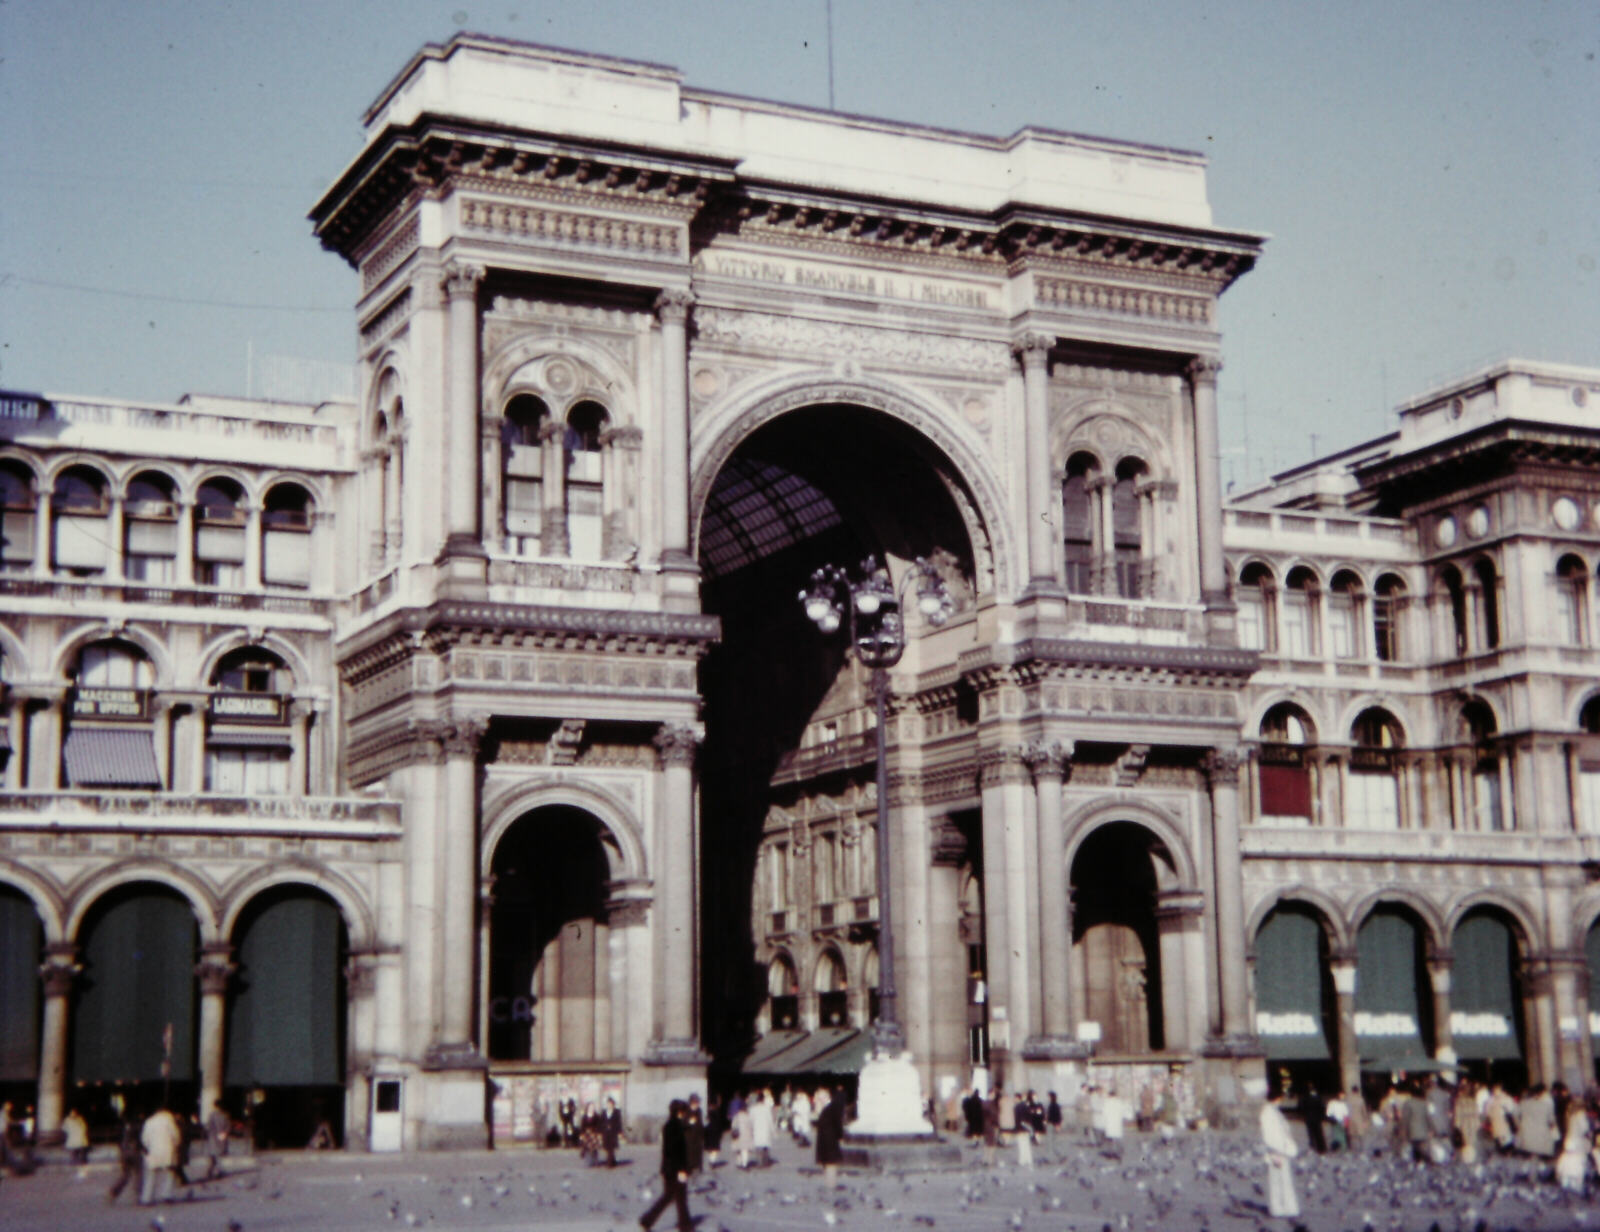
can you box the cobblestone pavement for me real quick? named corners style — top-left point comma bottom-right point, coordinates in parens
top-left (5, 1131), bottom-right (1599, 1232)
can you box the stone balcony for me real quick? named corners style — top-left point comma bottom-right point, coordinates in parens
top-left (0, 789), bottom-right (401, 838)
top-left (0, 574), bottom-right (333, 619)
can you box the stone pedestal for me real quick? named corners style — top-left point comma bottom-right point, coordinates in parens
top-left (416, 1047), bottom-right (489, 1149)
top-left (850, 1050), bottom-right (933, 1136)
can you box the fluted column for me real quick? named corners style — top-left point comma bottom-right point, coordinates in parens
top-left (196, 943), bottom-right (235, 1116)
top-left (436, 718), bottom-right (486, 1054)
top-left (979, 746), bottom-right (1032, 1080)
top-left (440, 262), bottom-right (487, 573)
top-left (35, 945), bottom-right (79, 1138)
top-left (1013, 333), bottom-right (1060, 595)
top-left (1204, 747), bottom-right (1253, 1045)
top-left (648, 723), bottom-right (704, 1061)
top-left (1023, 740), bottom-right (1080, 1053)
top-left (1188, 356), bottom-right (1227, 608)
top-left (656, 289), bottom-right (694, 570)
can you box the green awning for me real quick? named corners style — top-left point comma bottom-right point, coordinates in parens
top-left (738, 1029), bottom-right (808, 1074)
top-left (808, 1029), bottom-right (872, 1075)
top-left (1256, 908), bottom-right (1331, 1061)
top-left (739, 1027), bottom-right (866, 1076)
top-left (1355, 910), bottom-right (1429, 1062)
top-left (1450, 915), bottom-right (1522, 1061)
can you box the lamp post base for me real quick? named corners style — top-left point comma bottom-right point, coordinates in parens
top-left (847, 1048), bottom-right (934, 1137)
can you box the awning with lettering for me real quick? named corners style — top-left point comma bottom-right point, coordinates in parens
top-left (206, 729), bottom-right (293, 748)
top-left (62, 727), bottom-right (161, 788)
top-left (1450, 915), bottom-right (1523, 1060)
top-left (1355, 910), bottom-right (1430, 1063)
top-left (1255, 907), bottom-right (1331, 1061)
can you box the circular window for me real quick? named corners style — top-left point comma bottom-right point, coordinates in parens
top-left (1449, 397), bottom-right (1465, 420)
top-left (1553, 496), bottom-right (1581, 531)
top-left (1435, 516), bottom-right (1459, 548)
top-left (1574, 386), bottom-right (1589, 408)
top-left (1466, 506), bottom-right (1490, 538)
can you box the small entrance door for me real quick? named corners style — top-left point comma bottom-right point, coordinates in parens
top-left (369, 1077), bottom-right (404, 1152)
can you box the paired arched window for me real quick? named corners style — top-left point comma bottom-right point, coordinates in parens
top-left (0, 461), bottom-right (36, 573)
top-left (194, 478), bottom-right (246, 587)
top-left (1372, 573), bottom-right (1405, 662)
top-left (768, 954), bottom-right (799, 1030)
top-left (1459, 701), bottom-right (1504, 831)
top-left (1347, 708), bottom-right (1403, 830)
top-left (500, 394), bottom-right (614, 560)
top-left (1061, 453), bottom-right (1096, 594)
top-left (1259, 703), bottom-right (1316, 826)
top-left (1281, 566), bottom-right (1320, 658)
top-left (1440, 565), bottom-right (1469, 657)
top-left (207, 648), bottom-right (294, 794)
top-left (1556, 555), bottom-right (1591, 646)
top-left (1474, 558), bottom-right (1501, 649)
top-left (1236, 562), bottom-right (1276, 652)
top-left (64, 639), bottom-right (160, 790)
top-left (124, 471), bottom-right (178, 584)
top-left (1328, 570), bottom-right (1363, 659)
top-left (53, 466), bottom-right (110, 575)
top-left (1061, 452), bottom-right (1153, 597)
top-left (1111, 459), bottom-right (1145, 598)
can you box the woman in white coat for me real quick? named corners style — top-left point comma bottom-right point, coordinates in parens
top-left (1260, 1090), bottom-right (1300, 1220)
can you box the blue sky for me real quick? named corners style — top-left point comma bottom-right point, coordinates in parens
top-left (2, 1), bottom-right (1596, 486)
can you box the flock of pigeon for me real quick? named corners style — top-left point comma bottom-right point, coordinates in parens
top-left (47, 1132), bottom-right (1600, 1232)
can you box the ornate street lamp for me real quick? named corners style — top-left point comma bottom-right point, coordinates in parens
top-left (799, 555), bottom-right (952, 1123)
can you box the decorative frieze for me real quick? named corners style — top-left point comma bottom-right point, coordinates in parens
top-left (1035, 276), bottom-right (1212, 326)
top-left (360, 288), bottom-right (413, 350)
top-left (692, 307), bottom-right (1011, 377)
top-left (460, 197), bottom-right (683, 258)
top-left (360, 215), bottom-right (420, 293)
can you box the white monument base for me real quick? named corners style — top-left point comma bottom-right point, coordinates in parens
top-left (847, 1049), bottom-right (935, 1137)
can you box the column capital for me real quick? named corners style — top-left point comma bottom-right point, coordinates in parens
top-left (653, 722), bottom-right (701, 767)
top-left (1202, 745), bottom-right (1244, 784)
top-left (1187, 353), bottom-right (1223, 386)
top-left (537, 418), bottom-right (565, 444)
top-left (442, 260), bottom-right (486, 300)
top-left (344, 953), bottom-right (379, 998)
top-left (599, 425), bottom-right (644, 449)
top-left (40, 945), bottom-right (81, 997)
top-left (196, 943), bottom-right (236, 995)
top-left (604, 897), bottom-right (651, 928)
top-left (1011, 332), bottom-right (1054, 367)
top-left (979, 744), bottom-right (1031, 787)
top-left (438, 715), bottom-right (489, 760)
top-left (1022, 739), bottom-right (1073, 781)
top-left (654, 287), bottom-right (695, 323)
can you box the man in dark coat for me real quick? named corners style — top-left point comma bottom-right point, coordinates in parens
top-left (814, 1086), bottom-right (846, 1186)
top-left (962, 1088), bottom-right (984, 1138)
top-left (1300, 1085), bottom-right (1328, 1154)
top-left (639, 1100), bottom-right (692, 1232)
top-left (600, 1097), bottom-right (623, 1168)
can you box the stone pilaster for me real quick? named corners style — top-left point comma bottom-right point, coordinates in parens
top-left (196, 943), bottom-right (236, 1116)
top-left (438, 261), bottom-right (488, 589)
top-left (647, 722), bottom-right (706, 1064)
top-left (655, 289), bottom-right (694, 574)
top-left (1330, 954), bottom-right (1360, 1098)
top-left (1013, 333), bottom-right (1061, 597)
top-left (35, 944), bottom-right (79, 1139)
top-left (1202, 747), bottom-right (1256, 1053)
top-left (1188, 355), bottom-right (1229, 619)
top-left (1021, 740), bottom-right (1084, 1058)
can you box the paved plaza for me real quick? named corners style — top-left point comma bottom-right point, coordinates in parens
top-left (5, 1130), bottom-right (1600, 1232)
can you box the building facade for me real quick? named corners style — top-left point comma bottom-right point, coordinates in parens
top-left (1, 34), bottom-right (1598, 1150)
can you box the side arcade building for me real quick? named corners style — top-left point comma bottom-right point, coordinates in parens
top-left (1, 34), bottom-right (1598, 1150)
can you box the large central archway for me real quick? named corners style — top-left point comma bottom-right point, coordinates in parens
top-left (694, 399), bottom-right (989, 1069)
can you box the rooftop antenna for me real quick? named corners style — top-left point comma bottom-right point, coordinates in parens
top-left (826, 0), bottom-right (836, 110)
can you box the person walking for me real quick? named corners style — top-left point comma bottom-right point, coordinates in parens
top-left (107, 1111), bottom-right (142, 1205)
top-left (1517, 1083), bottom-right (1559, 1159)
top-left (1403, 1081), bottom-right (1433, 1164)
top-left (790, 1088), bottom-right (812, 1147)
top-left (814, 1087), bottom-right (845, 1187)
top-left (139, 1106), bottom-right (184, 1206)
top-left (1300, 1085), bottom-right (1328, 1154)
top-left (684, 1093), bottom-right (706, 1175)
top-left (1260, 1089), bottom-right (1300, 1221)
top-left (703, 1093), bottom-right (725, 1168)
top-left (638, 1099), bottom-right (692, 1232)
top-left (203, 1100), bottom-right (232, 1179)
top-left (1557, 1094), bottom-right (1592, 1192)
top-left (981, 1087), bottom-right (1001, 1167)
top-left (729, 1097), bottom-right (752, 1169)
top-left (1045, 1091), bottom-right (1063, 1142)
top-left (62, 1108), bottom-right (90, 1165)
top-left (749, 1089), bottom-right (775, 1167)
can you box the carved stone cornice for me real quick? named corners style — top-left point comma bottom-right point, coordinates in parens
top-left (654, 287), bottom-right (695, 323)
top-left (1187, 354), bottom-right (1223, 386)
top-left (598, 425), bottom-right (644, 449)
top-left (606, 898), bottom-right (651, 928)
top-left (1022, 739), bottom-right (1071, 781)
top-left (653, 722), bottom-right (700, 768)
top-left (442, 260), bottom-right (485, 300)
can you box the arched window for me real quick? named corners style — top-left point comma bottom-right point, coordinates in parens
top-left (193, 478), bottom-right (246, 588)
top-left (1328, 570), bottom-right (1364, 660)
top-left (52, 465), bottom-right (110, 575)
top-left (0, 460), bottom-right (36, 573)
top-left (1461, 701), bottom-right (1504, 831)
top-left (501, 394), bottom-right (548, 552)
top-left (1112, 459), bottom-right (1145, 599)
top-left (1237, 562), bottom-right (1276, 652)
top-left (565, 400), bottom-right (609, 560)
top-left (1474, 558), bottom-right (1501, 649)
top-left (1373, 573), bottom-right (1405, 662)
top-left (1259, 703), bottom-right (1316, 826)
top-left (1578, 696), bottom-right (1600, 835)
top-left (1556, 555), bottom-right (1590, 646)
top-left (207, 648), bottom-right (293, 795)
top-left (261, 483), bottom-right (314, 589)
top-left (1348, 708), bottom-right (1403, 830)
top-left (1440, 565), bottom-right (1469, 657)
top-left (815, 950), bottom-right (848, 1027)
top-left (1281, 566), bottom-right (1320, 658)
top-left (1061, 453), bottom-right (1097, 595)
top-left (768, 954), bottom-right (799, 1030)
top-left (123, 471), bottom-right (177, 584)
top-left (64, 639), bottom-right (160, 789)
